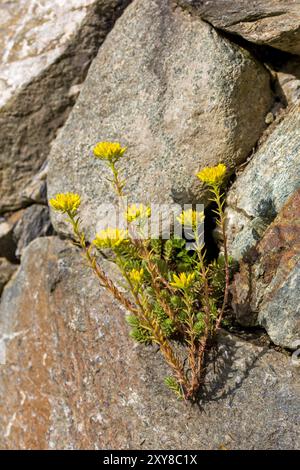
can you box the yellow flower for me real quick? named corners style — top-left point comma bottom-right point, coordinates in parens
top-left (176, 209), bottom-right (204, 229)
top-left (170, 272), bottom-right (195, 290)
top-left (129, 268), bottom-right (144, 285)
top-left (93, 228), bottom-right (128, 249)
top-left (49, 193), bottom-right (81, 214)
top-left (93, 141), bottom-right (127, 162)
top-left (125, 204), bottom-right (151, 223)
top-left (196, 163), bottom-right (227, 186)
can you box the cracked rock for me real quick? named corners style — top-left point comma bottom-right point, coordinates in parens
top-left (0, 0), bottom-right (131, 213)
top-left (226, 104), bottom-right (300, 260)
top-left (177, 0), bottom-right (300, 55)
top-left (231, 189), bottom-right (300, 349)
top-left (48, 0), bottom-right (272, 240)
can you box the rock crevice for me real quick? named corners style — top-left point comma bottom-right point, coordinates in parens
top-left (0, 0), bottom-right (132, 213)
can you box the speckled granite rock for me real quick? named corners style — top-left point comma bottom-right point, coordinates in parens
top-left (0, 0), bottom-right (131, 212)
top-left (48, 0), bottom-right (273, 240)
top-left (231, 189), bottom-right (300, 349)
top-left (226, 104), bottom-right (300, 260)
top-left (177, 0), bottom-right (300, 55)
top-left (0, 236), bottom-right (299, 449)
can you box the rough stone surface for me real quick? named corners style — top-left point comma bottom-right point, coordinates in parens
top-left (226, 104), bottom-right (300, 260)
top-left (177, 0), bottom-right (300, 55)
top-left (0, 236), bottom-right (299, 450)
top-left (0, 0), bottom-right (131, 213)
top-left (0, 258), bottom-right (17, 296)
top-left (13, 205), bottom-right (53, 258)
top-left (48, 0), bottom-right (273, 240)
top-left (231, 189), bottom-right (300, 350)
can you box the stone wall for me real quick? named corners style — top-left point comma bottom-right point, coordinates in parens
top-left (0, 0), bottom-right (299, 450)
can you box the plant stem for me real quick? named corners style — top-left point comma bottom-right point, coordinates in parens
top-left (192, 225), bottom-right (213, 395)
top-left (116, 252), bottom-right (189, 395)
top-left (109, 161), bottom-right (124, 197)
top-left (182, 293), bottom-right (199, 399)
top-left (67, 212), bottom-right (138, 316)
top-left (211, 187), bottom-right (230, 330)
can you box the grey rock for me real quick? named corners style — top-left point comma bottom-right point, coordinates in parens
top-left (258, 262), bottom-right (300, 350)
top-left (226, 104), bottom-right (300, 260)
top-left (177, 0), bottom-right (300, 55)
top-left (0, 0), bottom-right (131, 213)
top-left (0, 258), bottom-right (16, 296)
top-left (0, 236), bottom-right (299, 449)
top-left (231, 189), bottom-right (300, 349)
top-left (48, 0), bottom-right (272, 240)
top-left (13, 205), bottom-right (53, 258)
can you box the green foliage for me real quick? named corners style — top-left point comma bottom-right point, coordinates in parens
top-left (152, 303), bottom-right (175, 337)
top-left (126, 315), bottom-right (152, 344)
top-left (52, 142), bottom-right (230, 401)
top-left (209, 256), bottom-right (226, 298)
top-left (170, 295), bottom-right (183, 309)
top-left (105, 225), bottom-right (229, 400)
top-left (151, 238), bottom-right (196, 272)
top-left (194, 313), bottom-right (206, 337)
top-left (164, 376), bottom-right (184, 400)
top-left (150, 238), bottom-right (163, 257)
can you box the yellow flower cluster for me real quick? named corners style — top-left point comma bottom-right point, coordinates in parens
top-left (170, 272), bottom-right (195, 290)
top-left (125, 204), bottom-right (151, 223)
top-left (93, 228), bottom-right (128, 249)
top-left (93, 141), bottom-right (127, 162)
top-left (177, 209), bottom-right (204, 229)
top-left (49, 193), bottom-right (81, 214)
top-left (129, 268), bottom-right (144, 285)
top-left (196, 163), bottom-right (226, 186)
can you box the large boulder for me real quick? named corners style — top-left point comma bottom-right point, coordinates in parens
top-left (231, 189), bottom-right (300, 350)
top-left (226, 104), bottom-right (300, 260)
top-left (177, 0), bottom-right (300, 55)
top-left (48, 0), bottom-right (273, 240)
top-left (0, 0), bottom-right (131, 213)
top-left (0, 236), bottom-right (299, 449)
